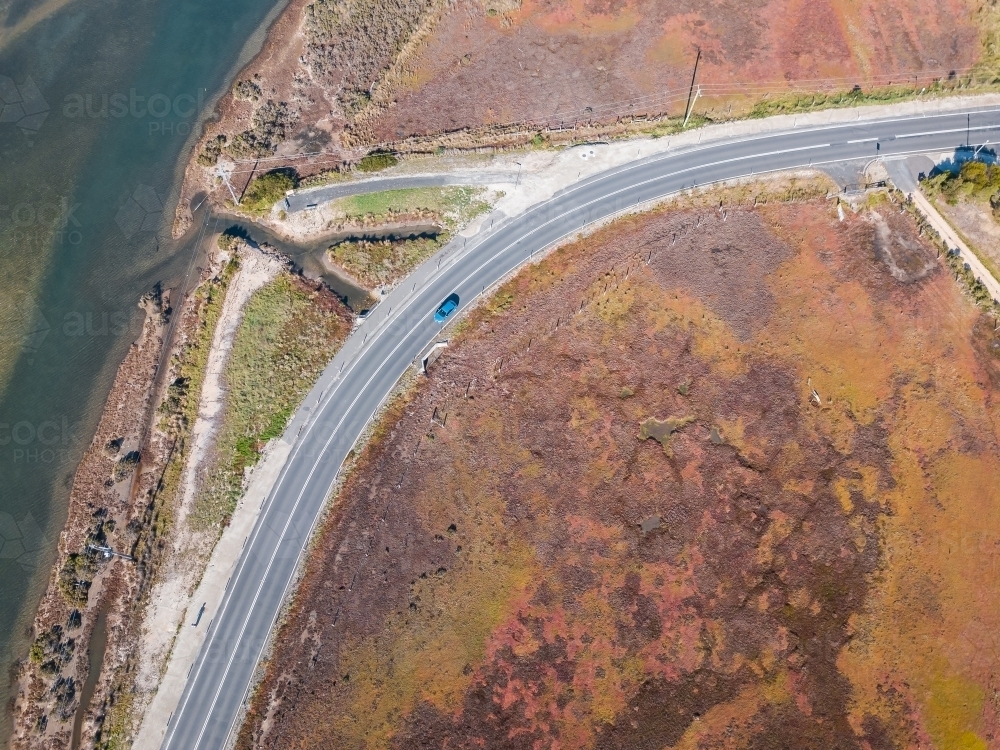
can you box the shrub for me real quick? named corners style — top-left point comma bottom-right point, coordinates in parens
top-left (52, 676), bottom-right (76, 719)
top-left (240, 170), bottom-right (297, 215)
top-left (113, 450), bottom-right (141, 483)
top-left (356, 152), bottom-right (398, 173)
top-left (232, 79), bottom-right (262, 102)
top-left (160, 376), bottom-right (189, 416)
top-left (28, 641), bottom-right (44, 664)
top-left (225, 100), bottom-right (296, 159)
top-left (102, 436), bottom-right (123, 457)
top-left (218, 227), bottom-right (245, 252)
top-left (341, 89), bottom-right (371, 117)
top-left (928, 158), bottom-right (1000, 205)
top-left (961, 160), bottom-right (989, 187)
top-left (197, 134), bottom-right (227, 167)
top-left (58, 553), bottom-right (97, 605)
top-left (29, 625), bottom-right (75, 678)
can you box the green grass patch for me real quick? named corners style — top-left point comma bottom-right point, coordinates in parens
top-left (643, 113), bottom-right (709, 138)
top-left (239, 170), bottom-right (297, 216)
top-left (95, 683), bottom-right (133, 750)
top-left (749, 84), bottom-right (927, 119)
top-left (486, 290), bottom-right (514, 316)
top-left (329, 235), bottom-right (444, 288)
top-left (187, 273), bottom-right (350, 530)
top-left (356, 152), bottom-right (399, 173)
top-left (331, 185), bottom-right (492, 230)
top-left (300, 168), bottom-right (352, 189)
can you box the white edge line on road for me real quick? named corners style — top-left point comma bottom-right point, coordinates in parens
top-left (172, 109), bottom-right (1000, 750)
top-left (571, 107), bottom-right (999, 191)
top-left (895, 124), bottom-right (999, 139)
top-left (300, 107), bottom-right (999, 215)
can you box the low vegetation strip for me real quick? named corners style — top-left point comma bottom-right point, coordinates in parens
top-left (328, 235), bottom-right (443, 289)
top-left (318, 185), bottom-right (494, 289)
top-left (147, 260), bottom-right (240, 559)
top-left (329, 185), bottom-right (492, 228)
top-left (188, 272), bottom-right (352, 531)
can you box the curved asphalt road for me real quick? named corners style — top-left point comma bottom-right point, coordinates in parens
top-left (162, 106), bottom-right (1000, 750)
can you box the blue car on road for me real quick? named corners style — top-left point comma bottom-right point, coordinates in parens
top-left (434, 293), bottom-right (460, 323)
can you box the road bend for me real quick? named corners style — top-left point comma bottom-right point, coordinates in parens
top-left (162, 106), bottom-right (1000, 750)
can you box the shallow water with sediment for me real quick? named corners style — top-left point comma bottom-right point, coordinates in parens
top-left (0, 0), bottom-right (287, 738)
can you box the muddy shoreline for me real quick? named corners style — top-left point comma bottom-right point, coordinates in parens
top-left (5, 239), bottom-right (253, 747)
top-left (6, 205), bottom-right (366, 747)
top-left (9, 290), bottom-right (172, 749)
top-left (171, 0), bottom-right (359, 240)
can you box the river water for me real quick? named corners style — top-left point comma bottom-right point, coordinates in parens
top-left (0, 0), bottom-right (288, 738)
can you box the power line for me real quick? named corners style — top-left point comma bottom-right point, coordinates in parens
top-left (217, 67), bottom-right (976, 169)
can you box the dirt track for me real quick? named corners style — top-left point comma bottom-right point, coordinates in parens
top-left (237, 194), bottom-right (1000, 749)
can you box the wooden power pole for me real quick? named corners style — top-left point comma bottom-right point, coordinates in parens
top-left (683, 47), bottom-right (702, 127)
